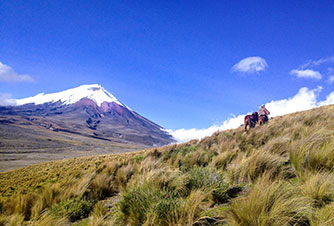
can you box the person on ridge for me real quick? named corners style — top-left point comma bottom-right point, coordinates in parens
top-left (258, 104), bottom-right (270, 125)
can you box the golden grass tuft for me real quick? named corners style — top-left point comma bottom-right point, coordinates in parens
top-left (33, 213), bottom-right (69, 226)
top-left (299, 172), bottom-right (334, 208)
top-left (227, 150), bottom-right (285, 184)
top-left (30, 184), bottom-right (61, 219)
top-left (310, 202), bottom-right (334, 226)
top-left (225, 175), bottom-right (310, 226)
top-left (114, 163), bottom-right (136, 192)
top-left (85, 173), bottom-right (115, 200)
top-left (0, 214), bottom-right (25, 226)
top-left (5, 193), bottom-right (37, 220)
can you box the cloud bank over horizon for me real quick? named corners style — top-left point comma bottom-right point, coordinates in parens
top-left (0, 93), bottom-right (16, 106)
top-left (231, 56), bottom-right (268, 73)
top-left (0, 62), bottom-right (34, 83)
top-left (169, 86), bottom-right (334, 143)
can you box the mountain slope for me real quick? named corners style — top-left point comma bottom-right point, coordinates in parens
top-left (1, 105), bottom-right (334, 225)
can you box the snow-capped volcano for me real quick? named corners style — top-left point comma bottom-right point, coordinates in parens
top-left (1, 84), bottom-right (175, 146)
top-left (16, 84), bottom-right (124, 107)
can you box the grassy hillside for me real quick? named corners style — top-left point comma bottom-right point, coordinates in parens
top-left (1, 105), bottom-right (334, 225)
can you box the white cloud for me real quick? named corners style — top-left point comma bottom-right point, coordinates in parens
top-left (266, 86), bottom-right (322, 117)
top-left (169, 86), bottom-right (332, 143)
top-left (0, 93), bottom-right (17, 106)
top-left (319, 92), bottom-right (334, 106)
top-left (231, 56), bottom-right (268, 73)
top-left (0, 62), bottom-right (34, 83)
top-left (300, 57), bottom-right (334, 69)
top-left (290, 69), bottom-right (322, 79)
top-left (167, 114), bottom-right (246, 143)
top-left (328, 75), bottom-right (334, 84)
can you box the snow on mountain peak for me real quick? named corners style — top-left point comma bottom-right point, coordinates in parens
top-left (15, 84), bottom-right (125, 107)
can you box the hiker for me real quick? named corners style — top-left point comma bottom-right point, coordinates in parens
top-left (258, 104), bottom-right (270, 125)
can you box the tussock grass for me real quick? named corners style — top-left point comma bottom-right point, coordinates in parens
top-left (290, 129), bottom-right (334, 177)
top-left (211, 148), bottom-right (238, 170)
top-left (30, 185), bottom-right (61, 219)
top-left (0, 214), bottom-right (25, 226)
top-left (33, 213), bottom-right (69, 226)
top-left (300, 172), bottom-right (334, 208)
top-left (263, 136), bottom-right (291, 156)
top-left (310, 202), bottom-right (334, 226)
top-left (84, 173), bottom-right (115, 200)
top-left (5, 193), bottom-right (37, 220)
top-left (227, 150), bottom-right (286, 184)
top-left (50, 197), bottom-right (95, 222)
top-left (114, 163), bottom-right (135, 192)
top-left (225, 175), bottom-right (310, 226)
top-left (2, 105), bottom-right (334, 224)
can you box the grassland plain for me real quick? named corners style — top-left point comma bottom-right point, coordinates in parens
top-left (0, 119), bottom-right (147, 172)
top-left (1, 105), bottom-right (334, 225)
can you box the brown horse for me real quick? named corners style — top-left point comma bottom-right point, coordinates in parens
top-left (244, 112), bottom-right (258, 132)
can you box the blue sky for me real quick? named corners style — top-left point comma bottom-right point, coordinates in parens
top-left (1, 0), bottom-right (334, 138)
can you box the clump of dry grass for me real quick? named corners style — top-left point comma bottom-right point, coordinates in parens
top-left (225, 175), bottom-right (310, 226)
top-left (128, 167), bottom-right (188, 196)
top-left (5, 193), bottom-right (37, 220)
top-left (290, 128), bottom-right (334, 177)
top-left (33, 213), bottom-right (69, 226)
top-left (227, 150), bottom-right (285, 184)
top-left (0, 214), bottom-right (25, 226)
top-left (84, 173), bottom-right (115, 200)
top-left (299, 172), bottom-right (334, 208)
top-left (263, 136), bottom-right (291, 156)
top-left (310, 202), bottom-right (334, 226)
top-left (112, 186), bottom-right (208, 226)
top-left (30, 184), bottom-right (61, 219)
top-left (211, 148), bottom-right (238, 170)
top-left (172, 190), bottom-right (208, 226)
top-left (114, 163), bottom-right (136, 192)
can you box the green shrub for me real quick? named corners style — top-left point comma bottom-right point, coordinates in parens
top-left (51, 198), bottom-right (94, 222)
top-left (115, 186), bottom-right (160, 225)
top-left (151, 196), bottom-right (182, 225)
top-left (134, 155), bottom-right (144, 163)
top-left (186, 166), bottom-right (218, 190)
top-left (112, 185), bottom-right (181, 226)
top-left (185, 166), bottom-right (237, 204)
top-left (162, 145), bottom-right (198, 162)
